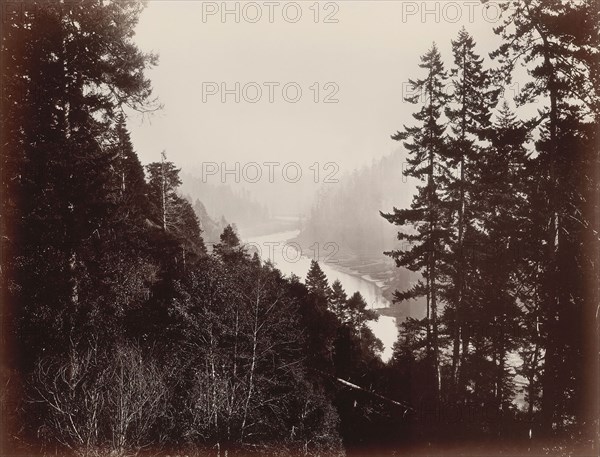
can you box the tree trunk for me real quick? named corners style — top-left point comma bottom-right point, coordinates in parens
top-left (240, 290), bottom-right (260, 443)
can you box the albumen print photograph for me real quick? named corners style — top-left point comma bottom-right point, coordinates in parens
top-left (1, 0), bottom-right (599, 456)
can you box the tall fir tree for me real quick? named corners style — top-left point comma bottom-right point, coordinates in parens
top-left (443, 27), bottom-right (500, 399)
top-left (492, 0), bottom-right (600, 440)
top-left (1, 0), bottom-right (157, 364)
top-left (468, 102), bottom-right (531, 413)
top-left (146, 154), bottom-right (205, 268)
top-left (146, 152), bottom-right (182, 232)
top-left (302, 261), bottom-right (337, 371)
top-left (381, 43), bottom-right (451, 400)
top-left (109, 114), bottom-right (147, 224)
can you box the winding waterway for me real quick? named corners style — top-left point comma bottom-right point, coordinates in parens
top-left (244, 230), bottom-right (398, 361)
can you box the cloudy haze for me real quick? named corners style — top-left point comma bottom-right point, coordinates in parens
top-left (129, 1), bottom-right (503, 184)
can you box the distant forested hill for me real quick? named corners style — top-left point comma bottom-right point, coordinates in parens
top-left (190, 198), bottom-right (230, 245)
top-left (180, 172), bottom-right (270, 232)
top-left (298, 149), bottom-right (414, 255)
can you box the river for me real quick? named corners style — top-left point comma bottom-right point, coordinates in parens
top-left (244, 230), bottom-right (398, 362)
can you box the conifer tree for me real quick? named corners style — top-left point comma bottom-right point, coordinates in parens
top-left (302, 261), bottom-right (337, 371)
top-left (443, 27), bottom-right (500, 398)
top-left (306, 260), bottom-right (331, 299)
top-left (381, 43), bottom-right (451, 399)
top-left (146, 153), bottom-right (182, 232)
top-left (344, 292), bottom-right (378, 341)
top-left (467, 102), bottom-right (531, 411)
top-left (213, 224), bottom-right (245, 262)
top-left (329, 279), bottom-right (348, 319)
top-left (110, 114), bottom-right (147, 222)
top-left (1, 0), bottom-right (158, 363)
top-left (492, 0), bottom-right (600, 438)
top-left (146, 155), bottom-right (206, 264)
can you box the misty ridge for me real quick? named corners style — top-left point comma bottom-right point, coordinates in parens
top-left (1, 1), bottom-right (599, 457)
top-left (296, 149), bottom-right (413, 255)
top-left (179, 173), bottom-right (269, 242)
top-left (180, 149), bottom-right (412, 248)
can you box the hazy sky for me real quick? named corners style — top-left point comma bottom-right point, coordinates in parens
top-left (128, 0), bottom-right (504, 180)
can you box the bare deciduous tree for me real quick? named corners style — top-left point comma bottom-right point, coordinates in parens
top-left (31, 340), bottom-right (167, 457)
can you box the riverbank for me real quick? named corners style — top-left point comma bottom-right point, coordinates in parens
top-left (245, 229), bottom-right (399, 361)
top-left (290, 237), bottom-right (427, 322)
top-left (331, 251), bottom-right (425, 321)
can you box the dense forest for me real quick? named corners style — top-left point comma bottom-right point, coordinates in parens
top-left (380, 0), bottom-right (599, 453)
top-left (1, 1), bottom-right (599, 456)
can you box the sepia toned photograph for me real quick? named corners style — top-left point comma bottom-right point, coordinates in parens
top-left (1, 0), bottom-right (599, 455)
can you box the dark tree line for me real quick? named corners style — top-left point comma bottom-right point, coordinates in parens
top-left (0, 2), bottom-right (388, 456)
top-left (382, 1), bottom-right (599, 453)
